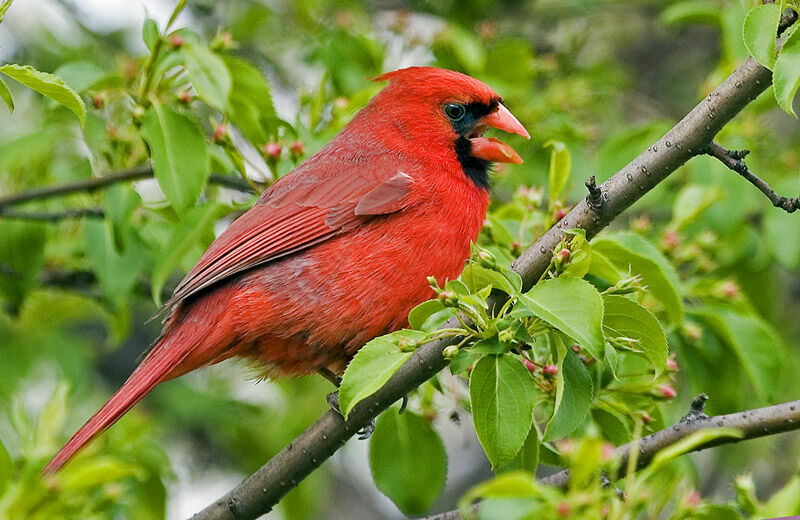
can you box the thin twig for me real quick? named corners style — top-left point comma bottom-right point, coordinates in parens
top-left (0, 166), bottom-right (260, 209)
top-left (0, 208), bottom-right (105, 221)
top-left (424, 397), bottom-right (800, 520)
top-left (705, 141), bottom-right (800, 213)
top-left (191, 50), bottom-right (777, 520)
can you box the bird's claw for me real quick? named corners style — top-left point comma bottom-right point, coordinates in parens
top-left (326, 391), bottom-right (375, 440)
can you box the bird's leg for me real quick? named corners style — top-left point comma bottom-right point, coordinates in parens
top-left (319, 367), bottom-right (374, 440)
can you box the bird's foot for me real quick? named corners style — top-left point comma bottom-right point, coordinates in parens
top-left (325, 391), bottom-right (375, 440)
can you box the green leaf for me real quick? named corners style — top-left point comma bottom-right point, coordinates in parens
top-left (369, 409), bottom-right (447, 516)
top-left (461, 264), bottom-right (517, 295)
top-left (53, 61), bottom-right (106, 93)
top-left (545, 140), bottom-right (571, 205)
top-left (774, 26), bottom-right (800, 116)
top-left (660, 0), bottom-right (720, 26)
top-left (182, 45), bottom-right (231, 112)
top-left (591, 232), bottom-right (683, 327)
top-left (742, 4), bottom-right (781, 70)
top-left (449, 348), bottom-right (480, 375)
top-left (516, 277), bottom-right (605, 359)
top-left (500, 423), bottom-right (539, 473)
top-left (645, 428), bottom-right (742, 475)
top-left (0, 220), bottom-right (46, 305)
top-left (761, 473), bottom-right (800, 517)
top-left (691, 306), bottom-right (783, 401)
top-left (339, 330), bottom-right (426, 418)
top-left (545, 342), bottom-right (593, 441)
top-left (469, 355), bottom-right (536, 468)
top-left (84, 220), bottom-right (150, 308)
top-left (150, 203), bottom-right (226, 306)
top-left (143, 17), bottom-right (159, 50)
top-left (0, 64), bottom-right (85, 124)
top-left (602, 295), bottom-right (668, 375)
top-left (562, 229), bottom-right (592, 279)
top-left (141, 103), bottom-right (210, 214)
top-left (669, 184), bottom-right (723, 231)
top-left (0, 75), bottom-right (12, 113)
top-left (224, 56), bottom-right (279, 143)
top-left (460, 471), bottom-right (539, 508)
top-left (408, 299), bottom-right (446, 330)
top-left (0, 435), bottom-right (11, 496)
top-left (0, 0), bottom-right (12, 23)
top-left (34, 382), bottom-right (69, 447)
top-left (59, 456), bottom-right (146, 491)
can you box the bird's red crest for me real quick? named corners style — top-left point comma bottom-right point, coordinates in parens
top-left (372, 66), bottom-right (499, 106)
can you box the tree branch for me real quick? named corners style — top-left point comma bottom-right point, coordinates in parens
top-left (190, 51), bottom-right (776, 520)
top-left (0, 166), bottom-right (259, 209)
top-left (704, 141), bottom-right (799, 213)
top-left (424, 397), bottom-right (800, 520)
top-left (0, 208), bottom-right (105, 221)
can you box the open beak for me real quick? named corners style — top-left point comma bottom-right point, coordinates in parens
top-left (469, 103), bottom-right (530, 164)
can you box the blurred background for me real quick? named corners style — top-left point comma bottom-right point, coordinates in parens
top-left (0, 0), bottom-right (799, 518)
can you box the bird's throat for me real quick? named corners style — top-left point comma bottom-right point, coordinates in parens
top-left (455, 136), bottom-right (490, 190)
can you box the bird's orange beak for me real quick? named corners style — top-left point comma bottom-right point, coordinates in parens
top-left (470, 103), bottom-right (530, 164)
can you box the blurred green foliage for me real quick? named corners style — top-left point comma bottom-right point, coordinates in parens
top-left (0, 0), bottom-right (798, 518)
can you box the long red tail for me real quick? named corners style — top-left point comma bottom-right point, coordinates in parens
top-left (42, 338), bottom-right (193, 474)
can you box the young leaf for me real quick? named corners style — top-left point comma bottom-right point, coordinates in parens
top-left (515, 277), bottom-right (605, 358)
top-left (545, 342), bottom-right (593, 441)
top-left (545, 140), bottom-right (571, 205)
top-left (0, 0), bottom-right (12, 23)
top-left (774, 26), bottom-right (800, 116)
top-left (339, 330), bottom-right (426, 418)
top-left (0, 64), bottom-right (85, 124)
top-left (182, 45), bottom-right (231, 112)
top-left (742, 3), bottom-right (781, 70)
top-left (469, 355), bottom-right (536, 468)
top-left (150, 203), bottom-right (226, 306)
top-left (603, 295), bottom-right (668, 375)
top-left (369, 409), bottom-right (447, 516)
top-left (449, 349), bottom-right (480, 375)
top-left (141, 103), bottom-right (210, 214)
top-left (224, 56), bottom-right (279, 143)
top-left (591, 232), bottom-right (683, 326)
top-left (143, 17), bottom-right (159, 50)
top-left (408, 299), bottom-right (446, 330)
top-left (0, 76), bottom-right (12, 113)
top-left (461, 264), bottom-right (517, 295)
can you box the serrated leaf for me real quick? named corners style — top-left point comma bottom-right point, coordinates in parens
top-left (516, 277), bottom-right (605, 358)
top-left (691, 306), bottom-right (783, 401)
top-left (603, 295), bottom-right (668, 375)
top-left (0, 76), bottom-right (12, 113)
top-left (742, 4), bottom-right (781, 70)
top-left (143, 17), bottom-right (159, 50)
top-left (591, 232), bottom-right (683, 327)
top-left (774, 26), bottom-right (800, 116)
top-left (150, 203), bottom-right (226, 306)
top-left (141, 103), bottom-right (210, 214)
top-left (461, 264), bottom-right (517, 295)
top-left (224, 56), bottom-right (279, 142)
top-left (0, 64), bottom-right (85, 124)
top-left (469, 355), bottom-right (536, 468)
top-left (408, 299), bottom-right (446, 330)
top-left (545, 342), bottom-right (593, 441)
top-left (339, 330), bottom-right (425, 418)
top-left (182, 45), bottom-right (231, 112)
top-left (499, 423), bottom-right (539, 473)
top-left (545, 140), bottom-right (571, 205)
top-left (369, 409), bottom-right (447, 516)
top-left (449, 348), bottom-right (480, 375)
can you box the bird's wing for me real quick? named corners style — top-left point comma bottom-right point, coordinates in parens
top-left (161, 157), bottom-right (414, 310)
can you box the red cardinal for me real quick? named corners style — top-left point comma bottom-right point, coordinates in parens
top-left (44, 66), bottom-right (529, 473)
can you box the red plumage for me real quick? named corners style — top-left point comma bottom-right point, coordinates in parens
top-left (44, 67), bottom-right (528, 473)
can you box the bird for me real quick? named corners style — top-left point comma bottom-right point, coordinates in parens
top-left (43, 66), bottom-right (529, 473)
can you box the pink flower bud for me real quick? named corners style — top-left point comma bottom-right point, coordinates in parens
top-left (544, 364), bottom-right (558, 376)
top-left (658, 384), bottom-right (677, 399)
top-left (169, 34), bottom-right (184, 48)
top-left (522, 359), bottom-right (537, 373)
top-left (263, 142), bottom-right (282, 159)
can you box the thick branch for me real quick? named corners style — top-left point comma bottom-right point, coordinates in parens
top-left (705, 141), bottom-right (799, 213)
top-left (0, 166), bottom-right (258, 209)
top-left (191, 53), bottom-right (775, 520)
top-left (425, 397), bottom-right (800, 520)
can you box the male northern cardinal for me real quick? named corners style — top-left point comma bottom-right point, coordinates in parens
top-left (44, 66), bottom-right (529, 473)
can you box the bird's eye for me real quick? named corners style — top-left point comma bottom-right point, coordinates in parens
top-left (443, 103), bottom-right (466, 121)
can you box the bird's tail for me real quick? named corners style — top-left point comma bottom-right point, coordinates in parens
top-left (42, 336), bottom-right (194, 474)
